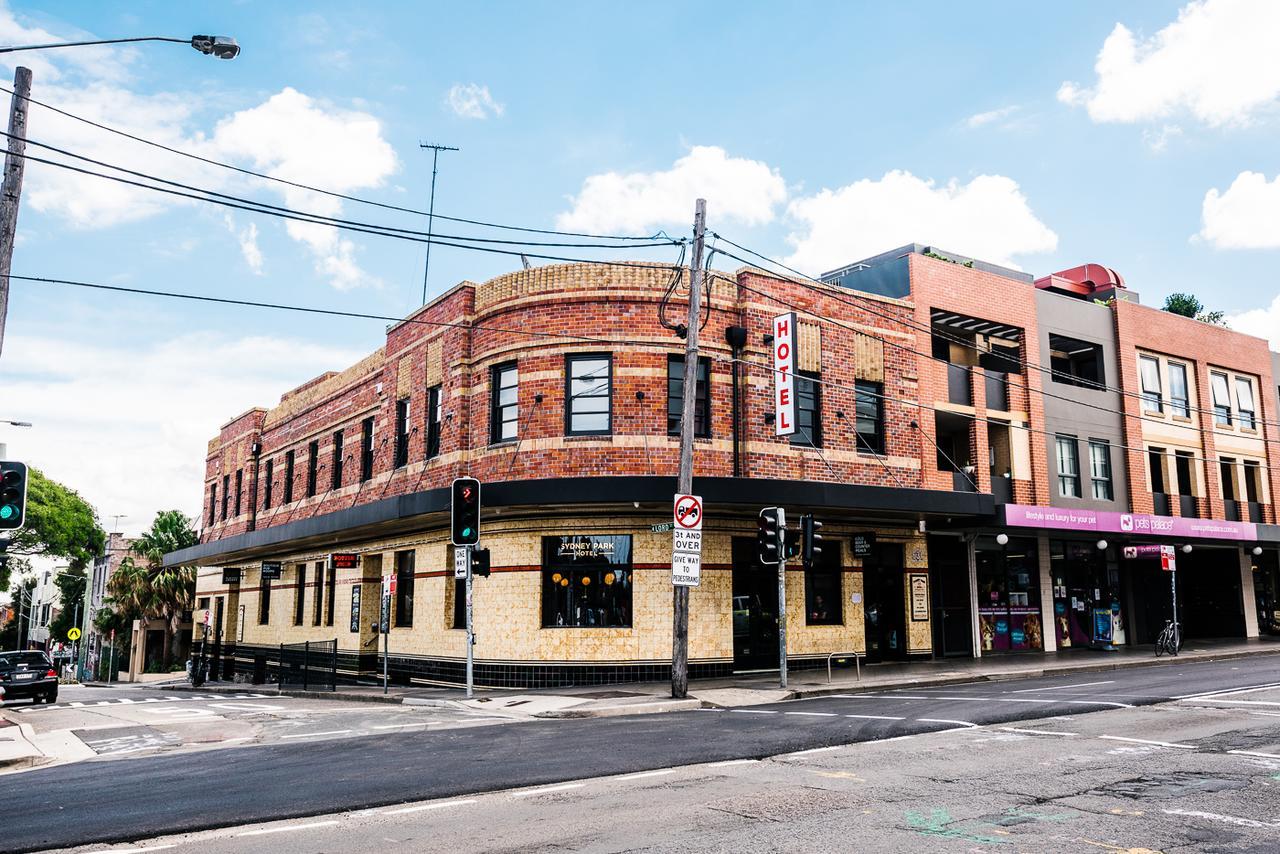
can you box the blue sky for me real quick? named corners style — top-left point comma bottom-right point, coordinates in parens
top-left (1, 0), bottom-right (1278, 535)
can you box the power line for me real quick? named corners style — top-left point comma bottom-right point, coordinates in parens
top-left (1, 83), bottom-right (664, 242)
top-left (4, 134), bottom-right (678, 250)
top-left (713, 233), bottom-right (1280, 433)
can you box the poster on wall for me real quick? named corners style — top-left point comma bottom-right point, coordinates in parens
top-left (349, 585), bottom-right (361, 633)
top-left (909, 572), bottom-right (929, 621)
top-left (852, 533), bottom-right (876, 558)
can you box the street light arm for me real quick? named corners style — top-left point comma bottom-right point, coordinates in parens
top-left (0, 36), bottom-right (188, 54)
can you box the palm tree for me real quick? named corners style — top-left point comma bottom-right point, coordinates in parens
top-left (108, 511), bottom-right (198, 669)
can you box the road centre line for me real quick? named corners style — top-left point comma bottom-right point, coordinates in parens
top-left (1099, 735), bottom-right (1196, 749)
top-left (729, 709), bottom-right (777, 714)
top-left (999, 727), bottom-right (1077, 737)
top-left (844, 714), bottom-right (905, 720)
top-left (707, 759), bottom-right (757, 767)
top-left (383, 799), bottom-right (476, 815)
top-left (1173, 681), bottom-right (1280, 700)
top-left (917, 718), bottom-right (977, 728)
top-left (616, 769), bottom-right (676, 781)
top-left (513, 783), bottom-right (585, 797)
top-left (281, 730), bottom-right (351, 739)
top-left (371, 723), bottom-right (427, 730)
top-left (1064, 700), bottom-right (1133, 708)
top-left (785, 711), bottom-right (837, 717)
top-left (84, 846), bottom-right (176, 854)
top-left (1226, 749), bottom-right (1280, 759)
top-left (1180, 698), bottom-right (1280, 707)
top-left (1011, 680), bottom-right (1114, 693)
top-left (237, 821), bottom-right (340, 837)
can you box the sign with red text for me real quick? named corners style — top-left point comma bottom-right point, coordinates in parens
top-left (772, 312), bottom-right (798, 436)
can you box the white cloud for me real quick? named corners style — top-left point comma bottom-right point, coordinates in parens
top-left (1198, 171), bottom-right (1280, 248)
top-left (557, 145), bottom-right (787, 235)
top-left (1227, 295), bottom-right (1280, 348)
top-left (784, 170), bottom-right (1058, 274)
top-left (1, 327), bottom-right (365, 537)
top-left (965, 105), bottom-right (1019, 129)
top-left (2, 4), bottom-right (398, 290)
top-left (1142, 124), bottom-right (1184, 152)
top-left (225, 215), bottom-right (263, 274)
top-left (1058, 0), bottom-right (1280, 127)
top-left (445, 83), bottom-right (504, 119)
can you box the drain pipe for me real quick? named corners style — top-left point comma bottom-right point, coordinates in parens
top-left (725, 325), bottom-right (748, 478)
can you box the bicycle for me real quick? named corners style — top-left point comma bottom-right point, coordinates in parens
top-left (1154, 620), bottom-right (1184, 657)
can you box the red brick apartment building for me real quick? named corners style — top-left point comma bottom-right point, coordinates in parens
top-left (167, 248), bottom-right (1280, 687)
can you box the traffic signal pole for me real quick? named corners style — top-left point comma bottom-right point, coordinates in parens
top-left (671, 198), bottom-right (706, 700)
top-left (776, 509), bottom-right (788, 689)
top-left (465, 543), bottom-right (474, 699)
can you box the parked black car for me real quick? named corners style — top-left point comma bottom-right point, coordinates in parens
top-left (0, 650), bottom-right (58, 704)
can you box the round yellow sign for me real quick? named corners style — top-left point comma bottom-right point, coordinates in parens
top-left (67, 627), bottom-right (81, 641)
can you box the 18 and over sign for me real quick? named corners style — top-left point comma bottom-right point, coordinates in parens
top-left (773, 312), bottom-right (798, 437)
top-left (672, 493), bottom-right (703, 587)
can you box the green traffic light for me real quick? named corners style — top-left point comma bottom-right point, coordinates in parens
top-left (0, 505), bottom-right (15, 520)
top-left (462, 526), bottom-right (473, 538)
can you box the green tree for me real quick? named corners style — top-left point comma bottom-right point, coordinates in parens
top-left (104, 511), bottom-right (198, 669)
top-left (1162, 293), bottom-right (1228, 326)
top-left (0, 467), bottom-right (105, 590)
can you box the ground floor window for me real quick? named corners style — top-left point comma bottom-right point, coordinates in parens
top-left (976, 535), bottom-right (1042, 652)
top-left (542, 535), bottom-right (632, 627)
top-left (394, 550), bottom-right (415, 627)
top-left (1050, 540), bottom-right (1124, 648)
top-left (804, 542), bottom-right (843, 625)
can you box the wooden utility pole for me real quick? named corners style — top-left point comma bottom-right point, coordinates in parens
top-left (0, 66), bottom-right (31, 359)
top-left (671, 198), bottom-right (706, 699)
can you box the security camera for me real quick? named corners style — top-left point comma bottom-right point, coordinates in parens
top-left (191, 35), bottom-right (240, 60)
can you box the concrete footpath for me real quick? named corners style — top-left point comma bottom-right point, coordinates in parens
top-left (160, 636), bottom-right (1280, 720)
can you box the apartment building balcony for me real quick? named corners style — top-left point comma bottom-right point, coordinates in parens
top-left (947, 363), bottom-right (972, 406)
top-left (1152, 492), bottom-right (1171, 516)
top-left (984, 369), bottom-right (1009, 411)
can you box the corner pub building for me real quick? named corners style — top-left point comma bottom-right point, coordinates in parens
top-left (168, 247), bottom-right (1280, 688)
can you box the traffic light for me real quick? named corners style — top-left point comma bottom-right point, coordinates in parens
top-left (757, 507), bottom-right (784, 565)
top-left (451, 477), bottom-right (481, 546)
top-left (0, 461), bottom-right (28, 531)
top-left (801, 514), bottom-right (824, 569)
top-left (471, 548), bottom-right (491, 578)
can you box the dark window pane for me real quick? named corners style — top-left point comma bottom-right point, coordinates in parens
top-left (541, 535), bottom-right (632, 628)
top-left (394, 550), bottom-right (415, 627)
top-left (667, 356), bottom-right (710, 438)
top-left (854, 380), bottom-right (884, 454)
top-left (790, 371), bottom-right (822, 447)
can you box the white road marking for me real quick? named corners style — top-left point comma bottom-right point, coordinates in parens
top-left (616, 769), bottom-right (676, 781)
top-left (785, 746), bottom-right (841, 756)
top-left (729, 709), bottom-right (777, 715)
top-left (84, 845), bottom-right (177, 853)
top-left (1181, 698), bottom-right (1280, 707)
top-left (917, 718), bottom-right (977, 728)
top-left (281, 730), bottom-right (352, 739)
top-left (999, 727), bottom-right (1077, 737)
top-left (707, 759), bottom-right (756, 767)
top-left (1099, 735), bottom-right (1195, 749)
top-left (237, 820), bottom-right (340, 837)
top-left (1161, 808), bottom-right (1280, 829)
top-left (1010, 680), bottom-right (1114, 693)
top-left (512, 783), bottom-right (585, 797)
top-left (844, 714), bottom-right (905, 721)
top-left (210, 702), bottom-right (284, 711)
top-left (1064, 700), bottom-right (1133, 708)
top-left (383, 799), bottom-right (476, 815)
top-left (371, 723), bottom-right (427, 730)
top-left (785, 711), bottom-right (837, 717)
top-left (1173, 681), bottom-right (1280, 700)
top-left (1226, 749), bottom-right (1280, 759)
top-left (880, 734), bottom-right (916, 742)
top-left (868, 695), bottom-right (932, 700)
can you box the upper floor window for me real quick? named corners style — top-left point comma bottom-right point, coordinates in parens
top-left (1056, 435), bottom-right (1080, 498)
top-left (426, 386), bottom-right (442, 459)
top-left (263, 459), bottom-right (274, 510)
top-left (854, 380), bottom-right (884, 454)
top-left (284, 451), bottom-right (295, 503)
top-left (1168, 362), bottom-right (1190, 419)
top-left (790, 371), bottom-right (822, 448)
top-left (566, 354), bottom-right (611, 436)
top-left (208, 482), bottom-right (217, 525)
top-left (1089, 440), bottom-right (1113, 501)
top-left (1049, 334), bottom-right (1104, 389)
top-left (331, 430), bottom-right (344, 489)
top-left (221, 474), bottom-right (229, 521)
top-left (234, 469), bottom-right (243, 516)
top-left (1148, 447), bottom-right (1166, 494)
top-left (1220, 457), bottom-right (1236, 501)
top-left (360, 417), bottom-right (374, 481)
top-left (1139, 356), bottom-right (1162, 413)
top-left (667, 355), bottom-right (710, 438)
top-left (306, 440), bottom-right (319, 497)
top-left (1210, 371), bottom-right (1232, 426)
top-left (394, 399), bottom-right (410, 468)
top-left (1236, 377), bottom-right (1257, 430)
top-left (1244, 460), bottom-right (1262, 504)
top-left (491, 362), bottom-right (519, 444)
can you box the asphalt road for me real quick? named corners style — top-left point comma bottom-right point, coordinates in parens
top-left (5, 654), bottom-right (1280, 852)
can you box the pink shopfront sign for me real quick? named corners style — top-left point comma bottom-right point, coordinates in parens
top-left (1004, 504), bottom-right (1257, 542)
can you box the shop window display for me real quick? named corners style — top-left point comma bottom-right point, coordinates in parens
top-left (1049, 540), bottom-right (1125, 648)
top-left (976, 536), bottom-right (1042, 652)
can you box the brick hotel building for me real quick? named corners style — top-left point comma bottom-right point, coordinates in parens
top-left (168, 248), bottom-right (1280, 686)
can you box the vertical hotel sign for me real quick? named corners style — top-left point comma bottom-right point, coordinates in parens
top-left (773, 312), bottom-right (798, 436)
